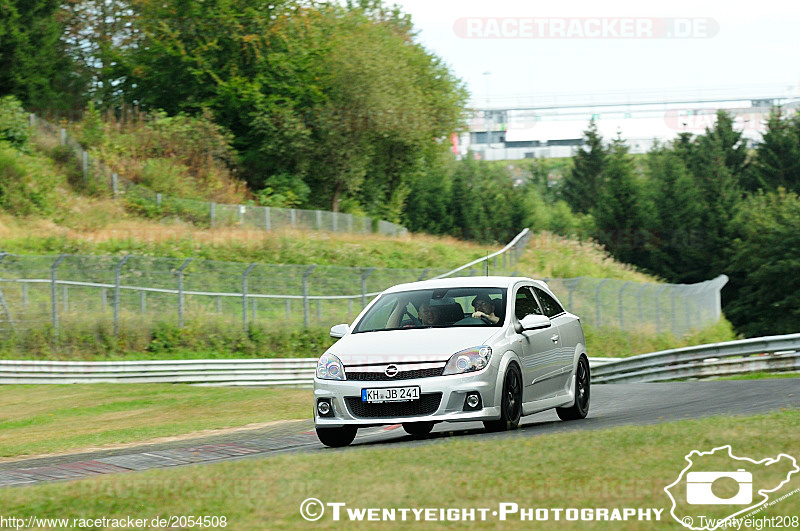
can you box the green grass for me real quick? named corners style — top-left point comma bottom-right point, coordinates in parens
top-left (584, 319), bottom-right (738, 358)
top-left (711, 371), bottom-right (800, 381)
top-left (1, 410), bottom-right (797, 529)
top-left (0, 384), bottom-right (311, 459)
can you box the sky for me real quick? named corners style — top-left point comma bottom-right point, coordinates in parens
top-left (391, 0), bottom-right (800, 109)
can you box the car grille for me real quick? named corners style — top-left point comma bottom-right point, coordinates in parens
top-left (346, 367), bottom-right (445, 381)
top-left (345, 393), bottom-right (442, 418)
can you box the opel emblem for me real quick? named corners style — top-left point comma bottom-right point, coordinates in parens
top-left (385, 364), bottom-right (399, 377)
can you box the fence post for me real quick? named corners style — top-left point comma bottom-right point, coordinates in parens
top-left (29, 113), bottom-right (35, 127)
top-left (242, 263), bottom-right (257, 329)
top-left (81, 150), bottom-right (88, 183)
top-left (216, 296), bottom-right (221, 314)
top-left (290, 209), bottom-right (296, 228)
top-left (156, 193), bottom-right (162, 207)
top-left (302, 265), bottom-right (316, 327)
top-left (316, 210), bottom-right (322, 230)
top-left (285, 299), bottom-right (291, 319)
top-left (101, 288), bottom-right (107, 311)
top-left (175, 258), bottom-right (193, 329)
top-left (670, 286), bottom-right (678, 334)
top-left (113, 255), bottom-right (132, 337)
top-left (317, 299), bottom-right (322, 321)
top-left (417, 268), bottom-right (430, 281)
top-left (21, 282), bottom-right (28, 310)
top-left (332, 213), bottom-right (338, 233)
top-left (655, 285), bottom-right (669, 334)
top-left (594, 279), bottom-right (608, 327)
top-left (360, 267), bottom-right (375, 308)
top-left (618, 281), bottom-right (631, 328)
top-left (140, 291), bottom-right (146, 315)
top-left (112, 173), bottom-right (119, 198)
top-left (348, 214), bottom-right (353, 233)
top-left (50, 255), bottom-right (67, 339)
top-left (252, 298), bottom-right (257, 321)
top-left (210, 202), bottom-right (216, 228)
top-left (238, 205), bottom-right (245, 225)
top-left (60, 128), bottom-right (66, 146)
top-left (568, 277), bottom-right (581, 313)
top-left (62, 284), bottom-right (69, 313)
top-left (265, 207), bottom-right (271, 231)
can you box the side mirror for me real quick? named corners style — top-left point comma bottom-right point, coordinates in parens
top-left (519, 314), bottom-right (551, 331)
top-left (330, 324), bottom-right (350, 338)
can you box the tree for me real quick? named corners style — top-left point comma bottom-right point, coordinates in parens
top-left (591, 134), bottom-right (654, 266)
top-left (645, 146), bottom-right (705, 282)
top-left (0, 0), bottom-right (83, 109)
top-left (748, 107), bottom-right (800, 193)
top-left (699, 110), bottom-right (748, 183)
top-left (561, 119), bottom-right (606, 214)
top-left (725, 190), bottom-right (800, 336)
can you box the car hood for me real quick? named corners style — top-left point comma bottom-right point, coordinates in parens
top-left (328, 327), bottom-right (499, 366)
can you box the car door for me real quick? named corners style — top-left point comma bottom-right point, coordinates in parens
top-left (513, 285), bottom-right (560, 403)
top-left (532, 285), bottom-right (574, 395)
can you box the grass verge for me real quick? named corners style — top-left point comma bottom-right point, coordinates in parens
top-left (0, 410), bottom-right (797, 528)
top-left (0, 384), bottom-right (311, 459)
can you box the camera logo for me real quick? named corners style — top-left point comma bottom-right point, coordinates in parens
top-left (686, 469), bottom-right (752, 505)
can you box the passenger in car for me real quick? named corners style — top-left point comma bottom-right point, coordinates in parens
top-left (471, 295), bottom-right (500, 324)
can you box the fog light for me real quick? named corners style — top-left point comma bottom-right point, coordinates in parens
top-left (463, 392), bottom-right (482, 411)
top-left (317, 400), bottom-right (331, 416)
top-left (467, 394), bottom-right (480, 408)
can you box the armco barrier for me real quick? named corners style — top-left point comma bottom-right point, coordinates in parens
top-left (592, 333), bottom-right (800, 383)
top-left (0, 356), bottom-right (609, 387)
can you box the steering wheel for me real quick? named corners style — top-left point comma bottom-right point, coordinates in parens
top-left (479, 316), bottom-right (493, 325)
top-left (403, 309), bottom-right (421, 326)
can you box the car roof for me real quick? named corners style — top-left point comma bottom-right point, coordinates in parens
top-left (382, 276), bottom-right (549, 294)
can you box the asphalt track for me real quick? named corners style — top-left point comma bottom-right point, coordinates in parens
top-left (1, 379), bottom-right (798, 488)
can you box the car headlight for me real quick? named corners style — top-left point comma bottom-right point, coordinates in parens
top-left (317, 353), bottom-right (345, 380)
top-left (443, 346), bottom-right (492, 375)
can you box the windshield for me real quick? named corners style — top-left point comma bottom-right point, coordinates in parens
top-left (353, 287), bottom-right (506, 333)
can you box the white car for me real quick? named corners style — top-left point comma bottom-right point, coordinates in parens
top-left (313, 276), bottom-right (590, 447)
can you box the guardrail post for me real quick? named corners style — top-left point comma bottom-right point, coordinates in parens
top-left (50, 255), bottom-right (67, 339)
top-left (595, 279), bottom-right (608, 327)
top-left (360, 267), bottom-right (375, 308)
top-left (175, 258), bottom-right (192, 329)
top-left (302, 265), bottom-right (316, 327)
top-left (618, 281), bottom-right (631, 328)
top-left (242, 263), bottom-right (257, 329)
top-left (114, 255), bottom-right (131, 337)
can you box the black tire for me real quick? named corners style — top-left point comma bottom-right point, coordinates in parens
top-left (402, 421), bottom-right (435, 437)
top-left (316, 426), bottom-right (357, 448)
top-left (556, 355), bottom-right (590, 421)
top-left (484, 363), bottom-right (522, 432)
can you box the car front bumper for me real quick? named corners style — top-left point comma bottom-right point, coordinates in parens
top-left (314, 365), bottom-right (501, 427)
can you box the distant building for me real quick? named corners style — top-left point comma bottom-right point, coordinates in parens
top-left (457, 96), bottom-right (798, 160)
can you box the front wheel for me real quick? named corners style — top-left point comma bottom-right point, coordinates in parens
top-left (556, 355), bottom-right (590, 421)
top-left (484, 363), bottom-right (522, 432)
top-left (316, 426), bottom-right (357, 447)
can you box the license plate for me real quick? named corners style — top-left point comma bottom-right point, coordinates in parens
top-left (361, 386), bottom-right (420, 403)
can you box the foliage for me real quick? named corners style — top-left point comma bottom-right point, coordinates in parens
top-left (0, 140), bottom-right (61, 215)
top-left (748, 107), bottom-right (800, 193)
top-left (561, 119), bottom-right (606, 214)
top-left (0, 95), bottom-right (30, 148)
top-left (725, 190), bottom-right (800, 337)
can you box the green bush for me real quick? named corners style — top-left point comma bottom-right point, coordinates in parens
top-left (0, 96), bottom-right (30, 149)
top-left (0, 141), bottom-right (61, 216)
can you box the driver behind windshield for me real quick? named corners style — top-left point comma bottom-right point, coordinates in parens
top-left (471, 294), bottom-right (500, 324)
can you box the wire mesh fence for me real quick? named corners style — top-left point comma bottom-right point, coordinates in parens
top-left (0, 248), bottom-right (727, 340)
top-left (30, 114), bottom-right (407, 237)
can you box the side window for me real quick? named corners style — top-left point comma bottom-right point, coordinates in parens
top-left (514, 286), bottom-right (543, 320)
top-left (533, 287), bottom-right (565, 318)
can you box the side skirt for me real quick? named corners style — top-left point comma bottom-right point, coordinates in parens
top-left (521, 375), bottom-right (575, 416)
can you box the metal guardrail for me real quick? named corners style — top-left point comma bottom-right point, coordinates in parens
top-left (592, 333), bottom-right (800, 383)
top-left (0, 356), bottom-right (611, 387)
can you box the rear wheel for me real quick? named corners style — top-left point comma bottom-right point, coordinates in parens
top-left (484, 363), bottom-right (522, 432)
top-left (316, 426), bottom-right (357, 448)
top-left (556, 355), bottom-right (590, 421)
top-left (402, 421), bottom-right (434, 437)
